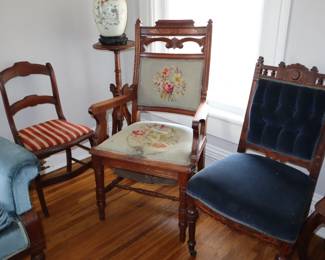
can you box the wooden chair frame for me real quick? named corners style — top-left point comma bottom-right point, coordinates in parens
top-left (89, 19), bottom-right (212, 242)
top-left (187, 56), bottom-right (325, 259)
top-left (0, 61), bottom-right (94, 217)
top-left (10, 210), bottom-right (46, 260)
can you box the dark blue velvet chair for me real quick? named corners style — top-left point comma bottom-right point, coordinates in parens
top-left (186, 57), bottom-right (325, 259)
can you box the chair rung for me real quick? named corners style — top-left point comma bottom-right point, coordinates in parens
top-left (71, 157), bottom-right (87, 165)
top-left (41, 162), bottom-right (91, 187)
top-left (76, 144), bottom-right (90, 151)
top-left (115, 183), bottom-right (179, 201)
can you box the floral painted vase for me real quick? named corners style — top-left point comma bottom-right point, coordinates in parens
top-left (93, 0), bottom-right (127, 37)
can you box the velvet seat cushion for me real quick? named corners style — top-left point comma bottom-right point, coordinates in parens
top-left (18, 119), bottom-right (92, 152)
top-left (0, 218), bottom-right (29, 259)
top-left (96, 121), bottom-right (193, 166)
top-left (187, 153), bottom-right (314, 243)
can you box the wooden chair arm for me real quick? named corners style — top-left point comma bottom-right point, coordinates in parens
top-left (193, 102), bottom-right (209, 123)
top-left (191, 102), bottom-right (208, 167)
top-left (88, 85), bottom-right (136, 145)
top-left (88, 93), bottom-right (134, 116)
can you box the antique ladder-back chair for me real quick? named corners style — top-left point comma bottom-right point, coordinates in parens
top-left (186, 57), bottom-right (325, 259)
top-left (0, 61), bottom-right (94, 217)
top-left (89, 19), bottom-right (212, 242)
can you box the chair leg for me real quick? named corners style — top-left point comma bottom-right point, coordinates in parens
top-left (187, 196), bottom-right (198, 256)
top-left (178, 173), bottom-right (189, 243)
top-left (297, 211), bottom-right (323, 260)
top-left (93, 156), bottom-right (106, 220)
top-left (66, 148), bottom-right (72, 173)
top-left (35, 176), bottom-right (49, 217)
top-left (31, 251), bottom-right (45, 260)
top-left (276, 244), bottom-right (294, 260)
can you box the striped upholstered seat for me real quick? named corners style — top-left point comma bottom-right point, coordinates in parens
top-left (18, 119), bottom-right (92, 152)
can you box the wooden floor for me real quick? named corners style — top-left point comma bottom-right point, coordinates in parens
top-left (30, 169), bottom-right (325, 260)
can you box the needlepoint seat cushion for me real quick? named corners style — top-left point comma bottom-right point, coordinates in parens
top-left (18, 119), bottom-right (92, 152)
top-left (96, 121), bottom-right (193, 166)
top-left (187, 153), bottom-right (314, 243)
top-left (248, 79), bottom-right (325, 160)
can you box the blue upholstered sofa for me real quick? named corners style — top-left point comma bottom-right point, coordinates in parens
top-left (0, 137), bottom-right (45, 259)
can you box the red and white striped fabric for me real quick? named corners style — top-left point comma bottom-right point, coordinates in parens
top-left (18, 119), bottom-right (92, 152)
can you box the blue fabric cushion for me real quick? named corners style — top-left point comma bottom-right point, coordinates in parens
top-left (187, 153), bottom-right (314, 243)
top-left (0, 206), bottom-right (12, 231)
top-left (248, 79), bottom-right (325, 160)
top-left (0, 218), bottom-right (29, 259)
top-left (0, 137), bottom-right (39, 214)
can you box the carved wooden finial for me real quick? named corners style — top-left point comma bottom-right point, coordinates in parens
top-left (136, 18), bottom-right (141, 26)
top-left (257, 56), bottom-right (264, 66)
top-left (311, 66), bottom-right (319, 73)
top-left (279, 61), bottom-right (286, 68)
top-left (208, 19), bottom-right (213, 25)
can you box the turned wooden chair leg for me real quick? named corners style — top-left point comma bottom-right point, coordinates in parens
top-left (35, 176), bottom-right (49, 217)
top-left (93, 156), bottom-right (106, 220)
top-left (179, 173), bottom-right (189, 243)
top-left (66, 148), bottom-right (72, 173)
top-left (187, 196), bottom-right (199, 256)
top-left (276, 244), bottom-right (294, 260)
top-left (31, 251), bottom-right (45, 260)
top-left (297, 211), bottom-right (323, 260)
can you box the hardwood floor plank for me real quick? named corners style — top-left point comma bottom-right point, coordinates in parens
top-left (30, 170), bottom-right (324, 260)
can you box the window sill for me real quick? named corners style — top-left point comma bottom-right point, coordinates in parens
top-left (142, 105), bottom-right (244, 144)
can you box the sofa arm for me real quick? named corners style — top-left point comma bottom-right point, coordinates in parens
top-left (0, 137), bottom-right (39, 215)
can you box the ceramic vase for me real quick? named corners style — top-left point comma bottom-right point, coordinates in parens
top-left (93, 0), bottom-right (128, 44)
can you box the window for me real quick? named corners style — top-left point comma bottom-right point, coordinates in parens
top-left (160, 0), bottom-right (265, 115)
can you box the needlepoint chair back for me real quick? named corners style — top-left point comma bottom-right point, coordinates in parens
top-left (238, 57), bottom-right (325, 181)
top-left (133, 19), bottom-right (212, 117)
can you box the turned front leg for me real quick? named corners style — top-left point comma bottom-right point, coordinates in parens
top-left (187, 196), bottom-right (199, 256)
top-left (93, 156), bottom-right (106, 220)
top-left (179, 172), bottom-right (189, 243)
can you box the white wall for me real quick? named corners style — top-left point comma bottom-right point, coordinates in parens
top-left (284, 0), bottom-right (325, 194)
top-left (0, 0), bottom-right (120, 139)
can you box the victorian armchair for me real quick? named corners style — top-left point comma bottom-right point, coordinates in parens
top-left (186, 57), bottom-right (325, 259)
top-left (0, 137), bottom-right (45, 259)
top-left (0, 62), bottom-right (94, 216)
top-left (89, 19), bottom-right (212, 242)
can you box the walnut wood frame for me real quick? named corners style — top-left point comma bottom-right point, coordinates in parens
top-left (187, 57), bottom-right (325, 259)
top-left (89, 19), bottom-right (212, 242)
top-left (0, 61), bottom-right (94, 217)
top-left (9, 210), bottom-right (46, 260)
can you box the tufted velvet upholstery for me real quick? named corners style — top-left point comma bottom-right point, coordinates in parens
top-left (248, 79), bottom-right (325, 160)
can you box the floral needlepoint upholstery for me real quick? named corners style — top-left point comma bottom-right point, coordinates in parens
top-left (96, 121), bottom-right (193, 165)
top-left (153, 65), bottom-right (186, 101)
top-left (138, 58), bottom-right (204, 111)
